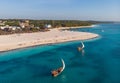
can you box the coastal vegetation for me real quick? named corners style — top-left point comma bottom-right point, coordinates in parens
top-left (0, 19), bottom-right (111, 35)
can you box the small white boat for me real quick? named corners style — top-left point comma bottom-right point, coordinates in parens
top-left (78, 41), bottom-right (85, 51)
top-left (51, 59), bottom-right (65, 77)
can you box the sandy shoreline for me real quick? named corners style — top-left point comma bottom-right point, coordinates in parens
top-left (57, 25), bottom-right (95, 30)
top-left (0, 27), bottom-right (99, 52)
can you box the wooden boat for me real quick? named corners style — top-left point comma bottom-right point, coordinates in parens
top-left (78, 41), bottom-right (85, 51)
top-left (51, 59), bottom-right (65, 77)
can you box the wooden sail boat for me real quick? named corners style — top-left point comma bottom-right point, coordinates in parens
top-left (78, 41), bottom-right (85, 51)
top-left (51, 59), bottom-right (65, 77)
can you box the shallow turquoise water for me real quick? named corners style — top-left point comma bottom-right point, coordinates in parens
top-left (0, 24), bottom-right (120, 83)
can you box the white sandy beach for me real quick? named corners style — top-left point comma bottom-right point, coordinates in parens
top-left (58, 25), bottom-right (95, 30)
top-left (0, 28), bottom-right (99, 52)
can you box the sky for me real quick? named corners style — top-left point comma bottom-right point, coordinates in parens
top-left (0, 0), bottom-right (120, 21)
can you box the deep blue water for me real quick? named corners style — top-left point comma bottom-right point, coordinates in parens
top-left (0, 24), bottom-right (120, 83)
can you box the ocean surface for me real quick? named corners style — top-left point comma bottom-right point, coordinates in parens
top-left (0, 24), bottom-right (120, 83)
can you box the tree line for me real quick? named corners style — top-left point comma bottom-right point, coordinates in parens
top-left (0, 19), bottom-right (112, 35)
top-left (1, 19), bottom-right (104, 28)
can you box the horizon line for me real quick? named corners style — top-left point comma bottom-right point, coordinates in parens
top-left (0, 18), bottom-right (117, 22)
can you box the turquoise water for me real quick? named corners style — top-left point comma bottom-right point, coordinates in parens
top-left (0, 24), bottom-right (120, 83)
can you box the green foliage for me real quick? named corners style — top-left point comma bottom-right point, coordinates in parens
top-left (29, 20), bottom-right (94, 28)
top-left (5, 20), bottom-right (19, 26)
top-left (0, 19), bottom-right (106, 35)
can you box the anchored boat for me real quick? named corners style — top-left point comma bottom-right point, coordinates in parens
top-left (78, 41), bottom-right (85, 51)
top-left (51, 59), bottom-right (65, 77)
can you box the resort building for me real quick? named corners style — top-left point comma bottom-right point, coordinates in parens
top-left (44, 24), bottom-right (52, 28)
top-left (0, 25), bottom-right (21, 31)
top-left (19, 20), bottom-right (30, 28)
top-left (0, 20), bottom-right (5, 26)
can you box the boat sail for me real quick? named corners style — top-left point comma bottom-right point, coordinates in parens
top-left (81, 41), bottom-right (85, 49)
top-left (51, 59), bottom-right (65, 77)
top-left (78, 41), bottom-right (85, 51)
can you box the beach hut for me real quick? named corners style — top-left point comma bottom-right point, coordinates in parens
top-left (44, 24), bottom-right (52, 28)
